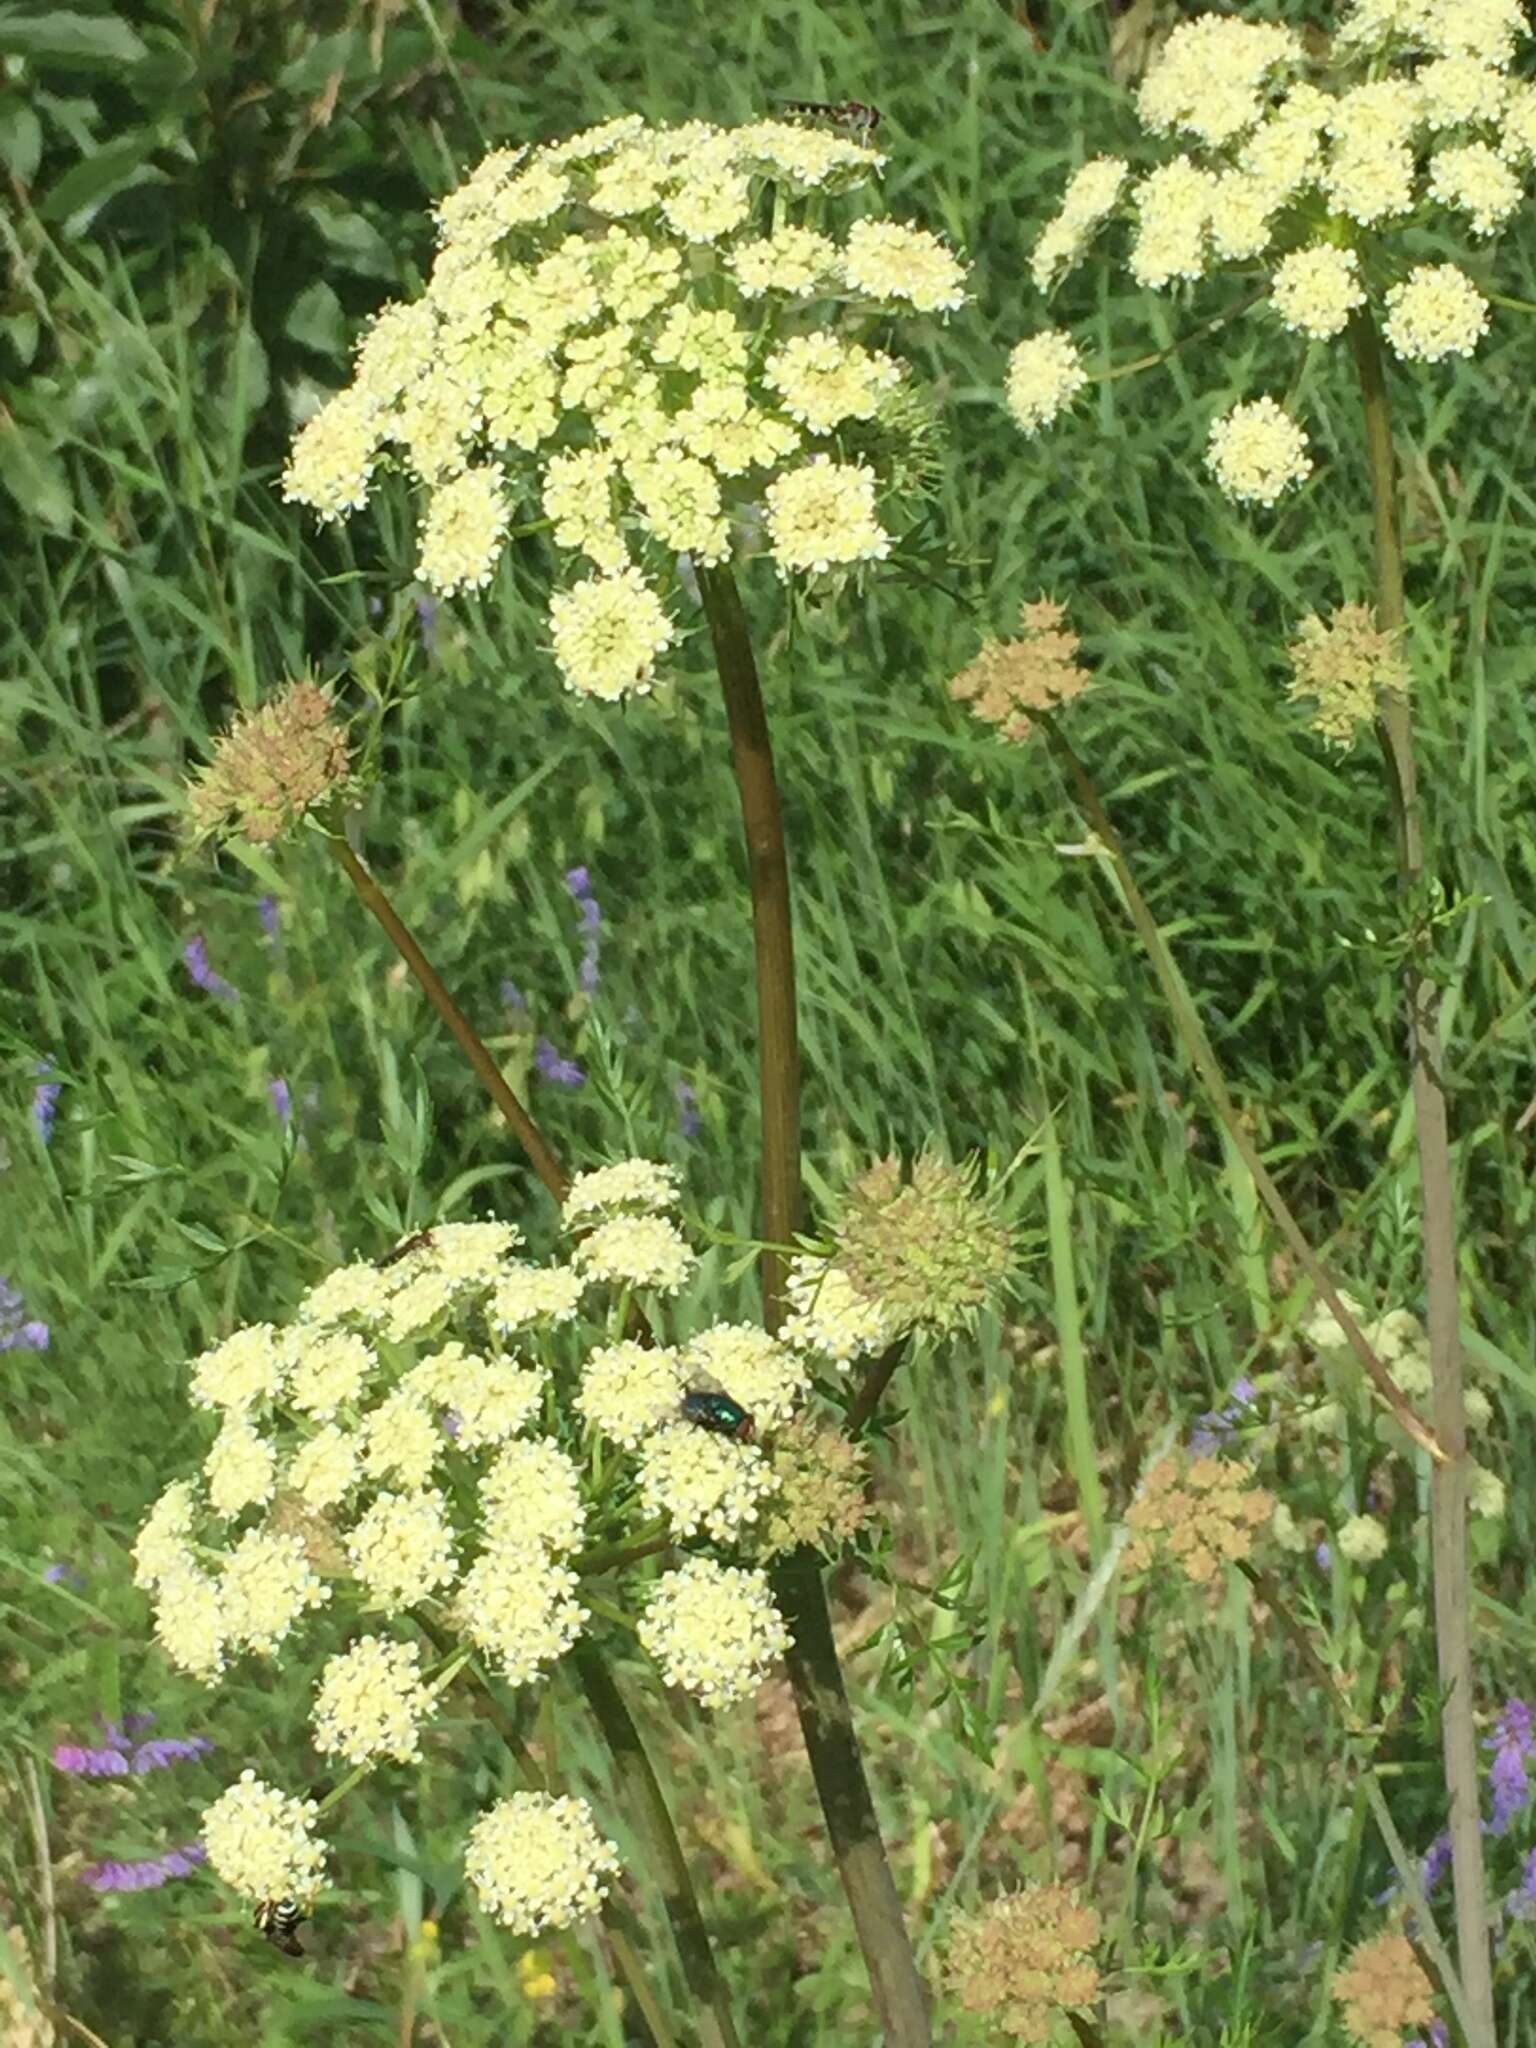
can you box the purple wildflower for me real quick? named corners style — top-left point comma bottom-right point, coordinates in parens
top-left (1190, 1375), bottom-right (1258, 1454)
top-left (502, 979), bottom-right (527, 1013)
top-left (42, 1561), bottom-right (83, 1587)
top-left (1422, 1830), bottom-right (1453, 1893)
top-left (1315, 1541), bottom-right (1332, 1572)
top-left (183, 934), bottom-right (240, 1003)
top-left (1510, 1846), bottom-right (1536, 1920)
top-left (1407, 2024), bottom-right (1450, 2048)
top-left (416, 594), bottom-right (439, 655)
top-left (83, 1841), bottom-right (206, 1892)
top-left (566, 866), bottom-right (602, 995)
top-left (32, 1062), bottom-right (61, 1144)
top-left (54, 1745), bottom-right (131, 1777)
top-left (1, 1275), bottom-right (49, 1352)
top-left (675, 1078), bottom-right (701, 1140)
top-left (131, 1736), bottom-right (215, 1773)
top-left (534, 1038), bottom-right (585, 1088)
top-left (1486, 1698), bottom-right (1534, 1835)
top-left (257, 894), bottom-right (281, 940)
top-left (268, 1076), bottom-right (293, 1127)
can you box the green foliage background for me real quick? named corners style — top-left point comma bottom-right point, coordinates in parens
top-left (3, 0), bottom-right (1535, 2040)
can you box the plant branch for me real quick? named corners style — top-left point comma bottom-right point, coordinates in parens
top-left (1349, 304), bottom-right (1493, 2047)
top-left (844, 1339), bottom-right (908, 1439)
top-left (1038, 716), bottom-right (1442, 1464)
top-left (774, 1548), bottom-right (935, 2047)
top-left (574, 1648), bottom-right (741, 2048)
top-left (697, 561), bottom-right (802, 1325)
top-left (698, 560), bottom-right (933, 2045)
top-left (328, 827), bottom-right (569, 1207)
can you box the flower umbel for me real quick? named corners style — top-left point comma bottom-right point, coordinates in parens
top-left (1332, 1931), bottom-right (1437, 2048)
top-left (187, 681), bottom-right (350, 848)
top-left (949, 599), bottom-right (1092, 744)
top-left (465, 1792), bottom-right (621, 1935)
top-left (281, 116), bottom-right (967, 697)
top-left (945, 1883), bottom-right (1102, 2045)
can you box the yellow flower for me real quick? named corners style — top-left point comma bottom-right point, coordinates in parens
top-left (1205, 395), bottom-right (1312, 506)
top-left (637, 1557), bottom-right (789, 1707)
top-left (841, 218), bottom-right (967, 312)
top-left (563, 1157), bottom-right (680, 1223)
top-left (479, 1438), bottom-right (588, 1554)
top-left (417, 464), bottom-right (511, 596)
top-left (548, 569), bottom-right (674, 702)
top-left (730, 225), bottom-right (840, 298)
top-left (202, 1770), bottom-right (327, 1906)
top-left (205, 1415), bottom-right (278, 1517)
top-left (637, 1422), bottom-right (773, 1540)
top-left (681, 1322), bottom-right (809, 1427)
top-left (465, 1793), bottom-right (620, 1935)
top-left (1003, 331), bottom-right (1087, 437)
top-left (1427, 141), bottom-right (1523, 235)
top-left (345, 1489), bottom-right (458, 1610)
top-left (763, 333), bottom-right (901, 434)
top-left (575, 1339), bottom-right (685, 1446)
top-left (220, 1527), bottom-right (329, 1654)
top-left (1128, 156), bottom-right (1214, 288)
top-left (454, 1541), bottom-right (586, 1684)
top-left (312, 1635), bottom-right (434, 1765)
top-left (1270, 245), bottom-right (1366, 340)
top-left (572, 1213), bottom-right (697, 1292)
top-left (1383, 263), bottom-right (1490, 361)
top-left (764, 455), bottom-right (890, 575)
top-left (280, 389), bottom-right (383, 521)
top-left (1136, 16), bottom-right (1301, 147)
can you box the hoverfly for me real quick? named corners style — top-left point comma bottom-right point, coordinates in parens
top-left (680, 1387), bottom-right (756, 1442)
top-left (254, 1897), bottom-right (306, 1958)
top-left (777, 99), bottom-right (883, 140)
top-left (377, 1228), bottom-right (435, 1269)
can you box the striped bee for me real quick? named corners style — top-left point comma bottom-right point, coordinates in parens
top-left (254, 1897), bottom-right (306, 1958)
top-left (777, 99), bottom-right (882, 139)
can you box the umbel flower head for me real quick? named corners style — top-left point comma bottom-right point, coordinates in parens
top-left (1285, 601), bottom-right (1410, 747)
top-left (1006, 1), bottom-right (1533, 500)
top-left (834, 1151), bottom-right (1015, 1336)
top-left (1332, 1929), bottom-right (1437, 2048)
top-left (1123, 1448), bottom-right (1274, 1585)
top-left (945, 1882), bottom-right (1102, 2044)
top-left (187, 679), bottom-right (351, 848)
top-left (949, 599), bottom-right (1092, 744)
top-left (139, 1161), bottom-right (916, 1952)
top-left (281, 116), bottom-right (968, 701)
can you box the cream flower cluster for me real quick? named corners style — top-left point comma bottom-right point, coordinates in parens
top-left (281, 115), bottom-right (968, 699)
top-left (142, 1161), bottom-right (895, 1949)
top-left (1008, 1), bottom-right (1532, 499)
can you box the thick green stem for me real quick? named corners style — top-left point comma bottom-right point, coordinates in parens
top-left (1039, 717), bottom-right (1441, 1464)
top-left (696, 561), bottom-right (802, 1325)
top-left (329, 829), bottom-right (570, 1207)
top-left (1349, 306), bottom-right (1493, 2047)
top-left (775, 1550), bottom-right (935, 2047)
top-left (574, 1648), bottom-right (741, 2048)
top-left (697, 561), bottom-right (933, 2046)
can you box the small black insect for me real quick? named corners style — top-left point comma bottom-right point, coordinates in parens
top-left (680, 1388), bottom-right (756, 1442)
top-left (254, 1897), bottom-right (306, 1958)
top-left (377, 1229), bottom-right (434, 1269)
top-left (778, 98), bottom-right (883, 138)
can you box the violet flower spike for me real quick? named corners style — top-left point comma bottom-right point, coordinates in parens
top-left (534, 1038), bottom-right (584, 1088)
top-left (268, 1076), bottom-right (293, 1127)
top-left (32, 1062), bottom-right (61, 1144)
top-left (1485, 1697), bottom-right (1534, 1836)
top-left (183, 934), bottom-right (240, 1003)
top-left (675, 1077), bottom-right (701, 1139)
top-left (257, 894), bottom-right (281, 940)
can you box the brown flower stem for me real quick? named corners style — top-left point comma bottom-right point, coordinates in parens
top-left (1349, 304), bottom-right (1494, 2048)
top-left (328, 828), bottom-right (570, 1207)
top-left (1236, 1563), bottom-right (1474, 2040)
top-left (1066, 2015), bottom-right (1109, 2048)
top-left (844, 1338), bottom-right (908, 1440)
top-left (696, 561), bottom-right (802, 1325)
top-left (774, 1548), bottom-right (935, 2047)
top-left (1037, 714), bottom-right (1442, 1465)
top-left (697, 560), bottom-right (933, 2047)
top-left (573, 1647), bottom-right (741, 2048)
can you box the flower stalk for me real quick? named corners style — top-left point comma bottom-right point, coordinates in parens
top-left (1038, 716), bottom-right (1441, 1463)
top-left (698, 560), bottom-right (933, 2047)
top-left (574, 1647), bottom-right (741, 2048)
top-left (327, 827), bottom-right (569, 1206)
top-left (1348, 304), bottom-right (1494, 2047)
top-left (696, 562), bottom-right (803, 1324)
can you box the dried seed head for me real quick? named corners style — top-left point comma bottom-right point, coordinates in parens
top-left (837, 1151), bottom-right (1014, 1337)
top-left (188, 679), bottom-right (351, 847)
top-left (949, 599), bottom-right (1092, 743)
top-left (759, 1416), bottom-right (871, 1560)
top-left (1332, 1930), bottom-right (1436, 2048)
top-left (945, 1881), bottom-right (1102, 2043)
